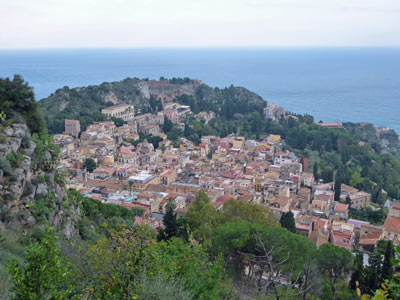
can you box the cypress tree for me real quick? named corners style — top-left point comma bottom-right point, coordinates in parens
top-left (280, 211), bottom-right (296, 233)
top-left (334, 178), bottom-right (341, 201)
top-left (313, 162), bottom-right (318, 180)
top-left (381, 241), bottom-right (393, 281)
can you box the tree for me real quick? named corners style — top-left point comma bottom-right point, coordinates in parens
top-left (213, 221), bottom-right (258, 280)
top-left (345, 194), bottom-right (352, 207)
top-left (158, 204), bottom-right (178, 241)
top-left (335, 178), bottom-right (342, 201)
top-left (381, 241), bottom-right (393, 281)
top-left (350, 251), bottom-right (364, 290)
top-left (0, 75), bottom-right (45, 135)
top-left (7, 227), bottom-right (78, 300)
top-left (128, 180), bottom-right (134, 195)
top-left (313, 162), bottom-right (319, 180)
top-left (219, 198), bottom-right (278, 227)
top-left (186, 191), bottom-right (219, 244)
top-left (280, 211), bottom-right (296, 233)
top-left (162, 115), bottom-right (173, 133)
top-left (83, 158), bottom-right (96, 173)
top-left (111, 116), bottom-right (125, 127)
top-left (316, 243), bottom-right (354, 299)
top-left (184, 122), bottom-right (191, 138)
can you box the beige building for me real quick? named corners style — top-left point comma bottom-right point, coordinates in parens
top-left (349, 191), bottom-right (370, 210)
top-left (64, 119), bottom-right (80, 137)
top-left (102, 104), bottom-right (135, 122)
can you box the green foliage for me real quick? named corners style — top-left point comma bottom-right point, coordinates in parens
top-left (40, 78), bottom-right (148, 133)
top-left (69, 190), bottom-right (143, 240)
top-left (110, 116), bottom-right (125, 127)
top-left (316, 243), bottom-right (354, 297)
top-left (83, 158), bottom-right (96, 173)
top-left (147, 135), bottom-right (163, 149)
top-left (219, 198), bottom-right (278, 227)
top-left (349, 207), bottom-right (384, 225)
top-left (78, 227), bottom-right (229, 300)
top-left (7, 227), bottom-right (78, 300)
top-left (334, 178), bottom-right (342, 201)
top-left (138, 274), bottom-right (193, 300)
top-left (279, 211), bottom-right (296, 233)
top-left (158, 205), bottom-right (178, 241)
top-left (186, 191), bottom-right (219, 244)
top-left (0, 75), bottom-right (45, 135)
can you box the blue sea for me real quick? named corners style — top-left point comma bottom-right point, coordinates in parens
top-left (0, 47), bottom-right (400, 132)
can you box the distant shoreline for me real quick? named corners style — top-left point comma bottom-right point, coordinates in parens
top-left (1, 48), bottom-right (399, 132)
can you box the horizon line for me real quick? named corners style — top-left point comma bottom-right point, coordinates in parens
top-left (1, 45), bottom-right (400, 51)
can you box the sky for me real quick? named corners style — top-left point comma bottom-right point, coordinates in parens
top-left (1, 0), bottom-right (400, 48)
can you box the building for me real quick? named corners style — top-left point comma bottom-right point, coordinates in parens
top-left (349, 191), bottom-right (370, 210)
top-left (264, 103), bottom-right (284, 120)
top-left (317, 122), bottom-right (343, 129)
top-left (64, 119), bottom-right (81, 137)
top-left (383, 216), bottom-right (400, 244)
top-left (388, 201), bottom-right (400, 218)
top-left (128, 172), bottom-right (159, 190)
top-left (158, 109), bottom-right (179, 124)
top-left (101, 104), bottom-right (135, 122)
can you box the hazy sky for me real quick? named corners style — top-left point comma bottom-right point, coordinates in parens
top-left (1, 0), bottom-right (400, 48)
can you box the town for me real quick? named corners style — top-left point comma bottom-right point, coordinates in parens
top-left (56, 94), bottom-right (399, 255)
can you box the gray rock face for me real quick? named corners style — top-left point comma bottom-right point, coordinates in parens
top-left (7, 137), bottom-right (21, 153)
top-left (0, 123), bottom-right (79, 238)
top-left (44, 150), bottom-right (52, 161)
top-left (35, 183), bottom-right (48, 198)
top-left (22, 140), bottom-right (36, 156)
top-left (21, 156), bottom-right (31, 170)
top-left (62, 217), bottom-right (77, 239)
top-left (0, 143), bottom-right (10, 155)
top-left (12, 124), bottom-right (27, 139)
top-left (4, 127), bottom-right (13, 136)
top-left (27, 215), bottom-right (36, 225)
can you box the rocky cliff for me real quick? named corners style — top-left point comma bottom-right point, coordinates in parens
top-left (0, 123), bottom-right (80, 238)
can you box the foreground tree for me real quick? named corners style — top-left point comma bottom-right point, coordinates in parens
top-left (219, 198), bottom-right (278, 227)
top-left (316, 243), bottom-right (354, 300)
top-left (186, 191), bottom-right (219, 244)
top-left (7, 227), bottom-right (78, 300)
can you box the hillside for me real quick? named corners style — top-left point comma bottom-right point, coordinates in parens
top-left (39, 77), bottom-right (266, 134)
top-left (39, 77), bottom-right (150, 133)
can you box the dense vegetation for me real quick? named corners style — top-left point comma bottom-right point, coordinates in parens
top-left (39, 77), bottom-right (149, 133)
top-left (7, 191), bottom-right (398, 299)
top-left (0, 75), bottom-right (45, 135)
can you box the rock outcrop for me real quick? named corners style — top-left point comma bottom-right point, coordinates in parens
top-left (0, 123), bottom-right (79, 238)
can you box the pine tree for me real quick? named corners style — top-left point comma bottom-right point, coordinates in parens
top-left (280, 211), bottom-right (296, 233)
top-left (158, 204), bottom-right (178, 241)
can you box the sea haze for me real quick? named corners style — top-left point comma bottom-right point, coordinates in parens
top-left (0, 47), bottom-right (399, 132)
